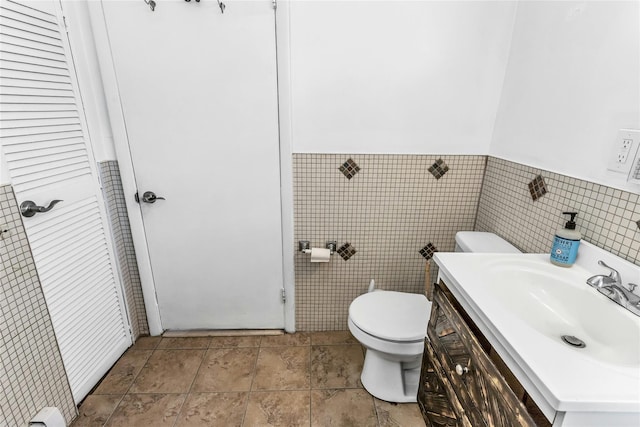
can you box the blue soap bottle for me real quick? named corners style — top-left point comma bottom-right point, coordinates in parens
top-left (550, 212), bottom-right (581, 267)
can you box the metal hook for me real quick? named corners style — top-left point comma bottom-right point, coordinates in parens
top-left (217, 0), bottom-right (225, 14)
top-left (144, 0), bottom-right (156, 11)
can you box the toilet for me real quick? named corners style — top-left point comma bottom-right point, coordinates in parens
top-left (348, 231), bottom-right (520, 403)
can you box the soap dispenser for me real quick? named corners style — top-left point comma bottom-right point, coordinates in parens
top-left (550, 212), bottom-right (581, 267)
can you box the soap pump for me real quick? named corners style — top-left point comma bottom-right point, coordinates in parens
top-left (550, 211), bottom-right (581, 267)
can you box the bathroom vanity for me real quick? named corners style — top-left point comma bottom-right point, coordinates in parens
top-left (418, 281), bottom-right (541, 426)
top-left (419, 243), bottom-right (640, 427)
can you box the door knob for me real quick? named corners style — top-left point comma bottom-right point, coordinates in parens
top-left (136, 191), bottom-right (166, 204)
top-left (20, 200), bottom-right (63, 217)
top-left (455, 364), bottom-right (469, 376)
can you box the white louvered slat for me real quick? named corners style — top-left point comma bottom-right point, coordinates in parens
top-left (1, 122), bottom-right (81, 136)
top-left (0, 7), bottom-right (60, 34)
top-left (42, 245), bottom-right (109, 288)
top-left (0, 109), bottom-right (77, 120)
top-left (0, 0), bottom-right (131, 404)
top-left (0, 50), bottom-right (68, 70)
top-left (0, 66), bottom-right (70, 84)
top-left (62, 309), bottom-right (125, 364)
top-left (0, 60), bottom-right (69, 78)
top-left (0, 47), bottom-right (66, 65)
top-left (5, 143), bottom-right (85, 163)
top-left (0, 22), bottom-right (63, 48)
top-left (1, 0), bottom-right (57, 23)
top-left (38, 232), bottom-right (104, 270)
top-left (13, 153), bottom-right (87, 176)
top-left (11, 153), bottom-right (88, 177)
top-left (0, 32), bottom-right (65, 55)
top-left (0, 94), bottom-right (74, 105)
top-left (13, 168), bottom-right (90, 193)
top-left (1, 130), bottom-right (82, 147)
top-left (45, 260), bottom-right (111, 301)
top-left (50, 276), bottom-right (118, 322)
top-left (30, 205), bottom-right (100, 253)
top-left (0, 85), bottom-right (74, 97)
top-left (1, 77), bottom-right (72, 91)
top-left (50, 278), bottom-right (116, 323)
top-left (1, 43), bottom-right (66, 62)
top-left (1, 116), bottom-right (80, 129)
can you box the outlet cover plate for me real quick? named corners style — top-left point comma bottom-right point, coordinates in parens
top-left (607, 129), bottom-right (640, 174)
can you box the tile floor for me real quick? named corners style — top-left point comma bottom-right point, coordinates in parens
top-left (72, 332), bottom-right (426, 426)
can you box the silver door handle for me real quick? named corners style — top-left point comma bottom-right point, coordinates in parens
top-left (20, 200), bottom-right (63, 217)
top-left (140, 191), bottom-right (165, 203)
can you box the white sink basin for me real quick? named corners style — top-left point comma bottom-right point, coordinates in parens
top-left (484, 258), bottom-right (640, 366)
top-left (433, 245), bottom-right (640, 417)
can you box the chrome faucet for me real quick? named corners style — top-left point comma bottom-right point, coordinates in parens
top-left (586, 261), bottom-right (621, 288)
top-left (587, 261), bottom-right (640, 317)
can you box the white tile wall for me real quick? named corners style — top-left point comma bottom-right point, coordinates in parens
top-left (477, 157), bottom-right (640, 265)
top-left (0, 185), bottom-right (76, 425)
top-left (293, 154), bottom-right (486, 330)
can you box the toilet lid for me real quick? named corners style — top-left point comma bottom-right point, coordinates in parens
top-left (349, 291), bottom-right (431, 342)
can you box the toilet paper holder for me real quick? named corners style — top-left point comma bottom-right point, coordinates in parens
top-left (299, 240), bottom-right (336, 254)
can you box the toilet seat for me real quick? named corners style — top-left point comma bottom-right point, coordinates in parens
top-left (349, 291), bottom-right (430, 342)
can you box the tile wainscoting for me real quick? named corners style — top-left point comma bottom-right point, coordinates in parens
top-left (0, 185), bottom-right (76, 426)
top-left (477, 157), bottom-right (640, 265)
top-left (293, 154), bottom-right (487, 331)
top-left (98, 161), bottom-right (149, 339)
top-left (293, 154), bottom-right (640, 331)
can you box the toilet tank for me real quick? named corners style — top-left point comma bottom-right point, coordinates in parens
top-left (454, 231), bottom-right (520, 253)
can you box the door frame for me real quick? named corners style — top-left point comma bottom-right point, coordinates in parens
top-left (86, 0), bottom-right (295, 334)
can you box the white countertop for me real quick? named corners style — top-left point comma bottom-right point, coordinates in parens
top-left (433, 246), bottom-right (640, 415)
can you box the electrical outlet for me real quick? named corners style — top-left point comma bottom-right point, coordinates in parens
top-left (608, 129), bottom-right (640, 173)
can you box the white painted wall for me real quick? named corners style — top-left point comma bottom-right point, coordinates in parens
top-left (490, 1), bottom-right (640, 192)
top-left (289, 0), bottom-right (517, 154)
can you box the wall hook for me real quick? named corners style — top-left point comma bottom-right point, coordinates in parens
top-left (144, 0), bottom-right (156, 11)
top-left (217, 0), bottom-right (226, 14)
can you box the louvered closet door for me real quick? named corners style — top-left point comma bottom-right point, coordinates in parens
top-left (0, 0), bottom-right (131, 402)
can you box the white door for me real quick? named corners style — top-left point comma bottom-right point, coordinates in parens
top-left (102, 0), bottom-right (285, 330)
top-left (0, 0), bottom-right (131, 402)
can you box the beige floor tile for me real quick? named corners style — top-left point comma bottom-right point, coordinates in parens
top-left (243, 391), bottom-right (310, 426)
top-left (157, 337), bottom-right (211, 349)
top-left (131, 336), bottom-right (161, 350)
top-left (129, 349), bottom-right (204, 393)
top-left (209, 336), bottom-right (261, 348)
top-left (72, 395), bottom-right (121, 427)
top-left (175, 392), bottom-right (247, 427)
top-left (94, 350), bottom-right (152, 395)
top-left (310, 331), bottom-right (358, 346)
top-left (192, 347), bottom-right (258, 392)
top-left (106, 394), bottom-right (185, 426)
top-left (311, 389), bottom-right (377, 427)
top-left (375, 399), bottom-right (426, 427)
top-left (260, 332), bottom-right (310, 347)
top-left (253, 346), bottom-right (310, 390)
top-left (311, 345), bottom-right (364, 389)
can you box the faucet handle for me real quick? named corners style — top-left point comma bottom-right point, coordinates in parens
top-left (597, 260), bottom-right (622, 284)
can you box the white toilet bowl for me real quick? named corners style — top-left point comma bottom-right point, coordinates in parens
top-left (348, 290), bottom-right (431, 403)
top-left (348, 231), bottom-right (520, 403)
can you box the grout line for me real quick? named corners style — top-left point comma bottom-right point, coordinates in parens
top-left (309, 339), bottom-right (313, 427)
top-left (101, 345), bottom-right (154, 426)
top-left (240, 338), bottom-right (262, 426)
top-left (169, 347), bottom-right (208, 427)
top-left (372, 395), bottom-right (381, 427)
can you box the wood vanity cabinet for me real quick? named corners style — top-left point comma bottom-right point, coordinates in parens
top-left (418, 282), bottom-right (546, 427)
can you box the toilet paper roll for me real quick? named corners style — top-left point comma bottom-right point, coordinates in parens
top-left (310, 247), bottom-right (331, 263)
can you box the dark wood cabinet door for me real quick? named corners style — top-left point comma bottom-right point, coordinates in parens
top-left (420, 285), bottom-right (537, 427)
